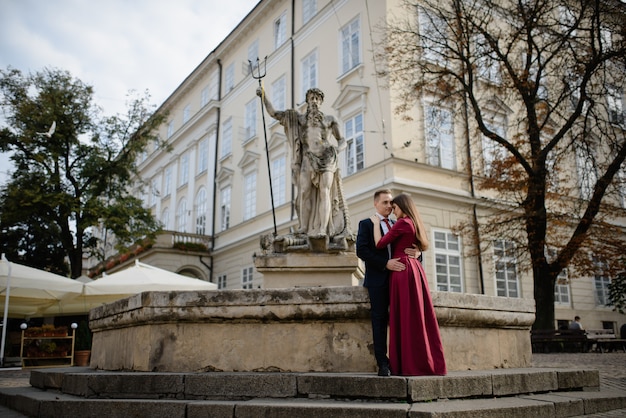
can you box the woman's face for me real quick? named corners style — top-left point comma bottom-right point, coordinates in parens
top-left (392, 204), bottom-right (404, 218)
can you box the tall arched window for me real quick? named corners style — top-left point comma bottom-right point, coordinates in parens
top-left (195, 188), bottom-right (207, 235)
top-left (176, 198), bottom-right (187, 232)
top-left (220, 186), bottom-right (231, 231)
top-left (161, 207), bottom-right (169, 230)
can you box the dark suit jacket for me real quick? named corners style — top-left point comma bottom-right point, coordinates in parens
top-left (356, 218), bottom-right (390, 288)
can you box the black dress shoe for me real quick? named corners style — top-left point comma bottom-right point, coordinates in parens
top-left (378, 364), bottom-right (391, 376)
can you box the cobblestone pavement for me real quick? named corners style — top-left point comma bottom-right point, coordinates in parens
top-left (531, 351), bottom-right (626, 391)
top-left (532, 352), bottom-right (626, 418)
top-left (0, 368), bottom-right (30, 418)
top-left (0, 367), bottom-right (29, 388)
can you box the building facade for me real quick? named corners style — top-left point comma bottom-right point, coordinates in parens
top-left (125, 0), bottom-right (625, 332)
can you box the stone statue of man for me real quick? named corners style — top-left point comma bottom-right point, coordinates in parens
top-left (257, 86), bottom-right (351, 241)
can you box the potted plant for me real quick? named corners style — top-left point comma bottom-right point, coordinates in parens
top-left (74, 320), bottom-right (92, 367)
top-left (24, 326), bottom-right (43, 337)
top-left (50, 325), bottom-right (68, 337)
top-left (41, 324), bottom-right (56, 337)
top-left (55, 342), bottom-right (70, 357)
top-left (39, 340), bottom-right (57, 357)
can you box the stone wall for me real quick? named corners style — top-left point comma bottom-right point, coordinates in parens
top-left (88, 287), bottom-right (535, 372)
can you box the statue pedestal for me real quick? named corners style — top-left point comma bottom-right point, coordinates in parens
top-left (88, 287), bottom-right (535, 373)
top-left (254, 252), bottom-right (362, 288)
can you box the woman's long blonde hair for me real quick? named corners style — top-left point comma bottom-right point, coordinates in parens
top-left (392, 194), bottom-right (429, 251)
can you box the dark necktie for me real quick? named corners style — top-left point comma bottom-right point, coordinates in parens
top-left (382, 218), bottom-right (392, 256)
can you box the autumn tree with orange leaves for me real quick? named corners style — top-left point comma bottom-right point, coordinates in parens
top-left (377, 0), bottom-right (626, 329)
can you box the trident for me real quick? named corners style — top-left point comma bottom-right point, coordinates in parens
top-left (249, 56), bottom-right (277, 236)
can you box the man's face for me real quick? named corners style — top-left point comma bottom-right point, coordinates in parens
top-left (307, 93), bottom-right (323, 109)
top-left (374, 193), bottom-right (393, 217)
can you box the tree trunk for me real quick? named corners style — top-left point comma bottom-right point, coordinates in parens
top-left (69, 249), bottom-right (83, 279)
top-left (532, 265), bottom-right (556, 330)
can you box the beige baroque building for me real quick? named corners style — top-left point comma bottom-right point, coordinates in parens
top-left (129, 0), bottom-right (625, 333)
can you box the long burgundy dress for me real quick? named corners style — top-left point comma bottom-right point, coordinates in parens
top-left (376, 217), bottom-right (447, 376)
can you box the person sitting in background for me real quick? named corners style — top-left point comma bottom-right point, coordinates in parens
top-left (568, 316), bottom-right (584, 331)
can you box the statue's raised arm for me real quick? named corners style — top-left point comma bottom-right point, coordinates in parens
top-left (256, 87), bottom-right (282, 120)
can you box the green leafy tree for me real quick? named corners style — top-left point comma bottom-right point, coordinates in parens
top-left (378, 0), bottom-right (626, 329)
top-left (0, 180), bottom-right (69, 276)
top-left (0, 67), bottom-right (166, 278)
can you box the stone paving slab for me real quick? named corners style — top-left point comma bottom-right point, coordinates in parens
top-left (491, 368), bottom-right (559, 395)
top-left (0, 387), bottom-right (43, 417)
top-left (409, 396), bottom-right (555, 418)
top-left (539, 390), bottom-right (626, 415)
top-left (573, 409), bottom-right (626, 417)
top-left (225, 398), bottom-right (411, 418)
top-left (407, 371), bottom-right (493, 402)
top-left (1, 386), bottom-right (189, 418)
top-left (65, 371), bottom-right (186, 398)
top-left (0, 405), bottom-right (28, 418)
top-left (522, 392), bottom-right (586, 417)
top-left (521, 391), bottom-right (626, 418)
top-left (185, 372), bottom-right (298, 399)
top-left (297, 372), bottom-right (407, 399)
top-left (29, 366), bottom-right (85, 390)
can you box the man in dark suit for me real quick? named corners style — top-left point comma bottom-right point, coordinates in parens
top-left (356, 189), bottom-right (419, 376)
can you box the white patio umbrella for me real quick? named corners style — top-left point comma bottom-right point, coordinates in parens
top-left (85, 260), bottom-right (217, 295)
top-left (75, 275), bottom-right (94, 284)
top-left (35, 292), bottom-right (126, 317)
top-left (38, 260), bottom-right (217, 316)
top-left (0, 254), bottom-right (83, 366)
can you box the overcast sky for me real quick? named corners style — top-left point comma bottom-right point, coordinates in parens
top-left (0, 0), bottom-right (259, 183)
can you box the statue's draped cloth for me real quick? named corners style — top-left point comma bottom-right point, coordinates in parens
top-left (279, 109), bottom-right (349, 238)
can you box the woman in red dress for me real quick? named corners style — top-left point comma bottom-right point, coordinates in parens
top-left (371, 194), bottom-right (446, 376)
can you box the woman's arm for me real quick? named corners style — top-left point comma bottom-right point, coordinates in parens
top-left (375, 218), bottom-right (406, 249)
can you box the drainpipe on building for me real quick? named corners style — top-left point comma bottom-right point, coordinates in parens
top-left (461, 70), bottom-right (485, 295)
top-left (199, 255), bottom-right (212, 281)
top-left (208, 58), bottom-right (223, 284)
top-left (289, 0), bottom-right (296, 223)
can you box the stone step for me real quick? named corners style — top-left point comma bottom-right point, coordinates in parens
top-left (0, 385), bottom-right (625, 418)
top-left (29, 367), bottom-right (601, 402)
